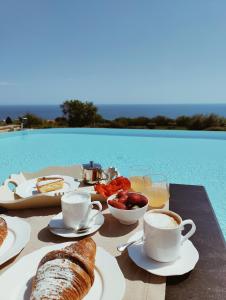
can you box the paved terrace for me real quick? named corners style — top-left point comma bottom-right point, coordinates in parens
top-left (0, 125), bottom-right (20, 133)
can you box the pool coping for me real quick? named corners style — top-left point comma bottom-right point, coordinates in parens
top-left (2, 127), bottom-right (226, 141)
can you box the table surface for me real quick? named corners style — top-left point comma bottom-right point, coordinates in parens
top-left (0, 184), bottom-right (225, 300)
top-left (0, 203), bottom-right (166, 300)
top-left (167, 184), bottom-right (226, 300)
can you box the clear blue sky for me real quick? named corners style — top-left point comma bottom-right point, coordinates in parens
top-left (1, 0), bottom-right (226, 105)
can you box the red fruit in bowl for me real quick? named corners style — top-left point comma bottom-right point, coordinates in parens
top-left (108, 200), bottom-right (117, 207)
top-left (117, 190), bottom-right (128, 198)
top-left (118, 196), bottom-right (128, 204)
top-left (127, 193), bottom-right (142, 203)
top-left (127, 193), bottom-right (148, 207)
top-left (125, 203), bottom-right (133, 210)
top-left (138, 199), bottom-right (148, 207)
top-left (108, 200), bottom-right (126, 210)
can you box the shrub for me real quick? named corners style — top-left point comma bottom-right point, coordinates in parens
top-left (5, 116), bottom-right (13, 124)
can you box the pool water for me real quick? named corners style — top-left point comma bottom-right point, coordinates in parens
top-left (0, 128), bottom-right (226, 238)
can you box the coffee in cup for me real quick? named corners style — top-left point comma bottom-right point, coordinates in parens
top-left (61, 191), bottom-right (102, 228)
top-left (145, 212), bottom-right (179, 229)
top-left (143, 209), bottom-right (196, 262)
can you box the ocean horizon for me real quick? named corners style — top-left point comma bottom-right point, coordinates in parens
top-left (0, 104), bottom-right (226, 120)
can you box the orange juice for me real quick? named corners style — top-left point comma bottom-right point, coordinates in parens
top-left (143, 185), bottom-right (169, 208)
top-left (129, 176), bottom-right (152, 192)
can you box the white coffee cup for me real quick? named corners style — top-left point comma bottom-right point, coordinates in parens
top-left (61, 191), bottom-right (102, 228)
top-left (143, 209), bottom-right (196, 262)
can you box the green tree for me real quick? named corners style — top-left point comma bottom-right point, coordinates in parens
top-left (61, 100), bottom-right (100, 127)
top-left (176, 116), bottom-right (191, 128)
top-left (128, 117), bottom-right (150, 127)
top-left (188, 114), bottom-right (206, 130)
top-left (151, 115), bottom-right (173, 126)
top-left (111, 118), bottom-right (129, 128)
top-left (202, 114), bottom-right (225, 129)
top-left (55, 117), bottom-right (68, 127)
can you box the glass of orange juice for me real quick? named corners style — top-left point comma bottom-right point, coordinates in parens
top-left (142, 174), bottom-right (169, 209)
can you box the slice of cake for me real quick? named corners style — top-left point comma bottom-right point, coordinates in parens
top-left (36, 177), bottom-right (64, 193)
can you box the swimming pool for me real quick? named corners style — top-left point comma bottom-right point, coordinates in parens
top-left (0, 128), bottom-right (226, 238)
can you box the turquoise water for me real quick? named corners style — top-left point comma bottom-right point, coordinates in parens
top-left (0, 128), bottom-right (226, 238)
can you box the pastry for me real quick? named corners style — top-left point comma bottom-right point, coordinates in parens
top-left (36, 176), bottom-right (64, 193)
top-left (0, 217), bottom-right (7, 247)
top-left (30, 237), bottom-right (96, 300)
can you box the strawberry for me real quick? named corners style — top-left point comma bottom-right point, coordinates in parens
top-left (118, 196), bottom-right (128, 204)
top-left (117, 190), bottom-right (128, 198)
top-left (108, 200), bottom-right (126, 210)
top-left (127, 193), bottom-right (148, 207)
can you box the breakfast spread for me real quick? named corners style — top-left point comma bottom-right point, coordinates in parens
top-left (0, 217), bottom-right (7, 247)
top-left (0, 164), bottom-right (200, 300)
top-left (108, 191), bottom-right (148, 210)
top-left (30, 237), bottom-right (96, 300)
top-left (36, 176), bottom-right (64, 193)
top-left (94, 176), bottom-right (131, 198)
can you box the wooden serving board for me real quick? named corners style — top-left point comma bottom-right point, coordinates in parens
top-left (0, 165), bottom-right (105, 210)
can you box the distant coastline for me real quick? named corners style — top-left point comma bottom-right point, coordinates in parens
top-left (1, 103), bottom-right (226, 120)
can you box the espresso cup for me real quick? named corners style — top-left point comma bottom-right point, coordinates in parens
top-left (61, 191), bottom-right (102, 228)
top-left (143, 209), bottom-right (196, 262)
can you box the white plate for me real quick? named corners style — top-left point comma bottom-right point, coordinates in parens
top-left (15, 175), bottom-right (80, 198)
top-left (0, 243), bottom-right (125, 300)
top-left (48, 210), bottom-right (104, 238)
top-left (0, 216), bottom-right (31, 265)
top-left (127, 231), bottom-right (199, 276)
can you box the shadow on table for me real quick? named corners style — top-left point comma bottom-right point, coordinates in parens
top-left (0, 202), bottom-right (108, 218)
top-left (24, 277), bottom-right (33, 300)
top-left (116, 252), bottom-right (165, 284)
top-left (0, 253), bottom-right (20, 272)
top-left (1, 207), bottom-right (61, 218)
top-left (37, 226), bottom-right (97, 244)
top-left (166, 272), bottom-right (191, 285)
top-left (99, 213), bottom-right (138, 237)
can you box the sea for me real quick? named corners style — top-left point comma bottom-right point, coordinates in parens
top-left (0, 104), bottom-right (226, 120)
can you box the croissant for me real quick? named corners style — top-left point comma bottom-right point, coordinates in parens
top-left (30, 237), bottom-right (96, 300)
top-left (0, 217), bottom-right (7, 247)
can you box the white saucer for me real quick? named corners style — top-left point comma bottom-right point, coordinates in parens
top-left (127, 231), bottom-right (199, 276)
top-left (48, 210), bottom-right (104, 238)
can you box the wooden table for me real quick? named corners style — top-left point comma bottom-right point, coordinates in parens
top-left (1, 184), bottom-right (225, 299)
top-left (167, 184), bottom-right (226, 300)
top-left (0, 206), bottom-right (165, 300)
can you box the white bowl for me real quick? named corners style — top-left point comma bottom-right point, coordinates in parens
top-left (107, 193), bottom-right (148, 225)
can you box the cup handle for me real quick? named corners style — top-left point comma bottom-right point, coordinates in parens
top-left (180, 219), bottom-right (196, 244)
top-left (90, 200), bottom-right (102, 212)
top-left (80, 201), bottom-right (102, 228)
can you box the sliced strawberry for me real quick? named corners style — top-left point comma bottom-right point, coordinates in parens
top-left (117, 190), bottom-right (128, 198)
top-left (118, 196), bottom-right (128, 204)
top-left (108, 200), bottom-right (127, 210)
top-left (127, 193), bottom-right (148, 207)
